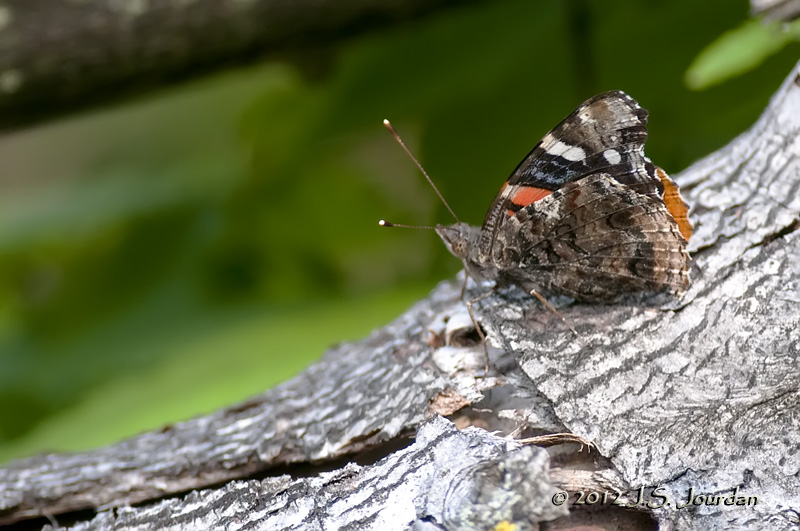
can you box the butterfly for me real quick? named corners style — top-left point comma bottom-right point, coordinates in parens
top-left (433, 91), bottom-right (692, 305)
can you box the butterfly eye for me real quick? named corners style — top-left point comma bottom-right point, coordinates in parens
top-left (434, 225), bottom-right (470, 259)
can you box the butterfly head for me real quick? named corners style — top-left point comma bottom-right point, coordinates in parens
top-left (435, 223), bottom-right (478, 260)
top-left (436, 222), bottom-right (496, 284)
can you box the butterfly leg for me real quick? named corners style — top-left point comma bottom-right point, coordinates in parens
top-left (465, 289), bottom-right (494, 375)
top-left (529, 289), bottom-right (579, 337)
top-left (459, 268), bottom-right (469, 300)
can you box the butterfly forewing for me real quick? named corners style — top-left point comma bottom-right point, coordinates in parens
top-left (480, 91), bottom-right (669, 258)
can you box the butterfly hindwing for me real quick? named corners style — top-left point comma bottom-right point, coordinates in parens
top-left (494, 173), bottom-right (690, 301)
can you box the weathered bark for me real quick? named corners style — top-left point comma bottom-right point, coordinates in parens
top-left (49, 418), bottom-right (571, 531)
top-left (1, 64), bottom-right (798, 531)
top-left (0, 0), bottom-right (473, 130)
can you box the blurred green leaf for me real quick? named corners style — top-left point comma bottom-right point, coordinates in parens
top-left (686, 18), bottom-right (800, 90)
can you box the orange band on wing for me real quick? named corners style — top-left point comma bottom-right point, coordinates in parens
top-left (510, 186), bottom-right (552, 207)
top-left (656, 167), bottom-right (693, 241)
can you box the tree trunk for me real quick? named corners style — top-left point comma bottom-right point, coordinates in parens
top-left (1, 63), bottom-right (798, 531)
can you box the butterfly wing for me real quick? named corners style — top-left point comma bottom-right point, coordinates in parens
top-left (494, 173), bottom-right (690, 301)
top-left (480, 91), bottom-right (683, 256)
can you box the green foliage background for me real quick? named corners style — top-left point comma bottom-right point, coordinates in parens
top-left (1, 0), bottom-right (798, 463)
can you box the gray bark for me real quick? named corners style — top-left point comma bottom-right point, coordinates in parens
top-left (1, 63), bottom-right (799, 531)
top-left (0, 0), bottom-right (472, 130)
top-left (52, 418), bottom-right (569, 531)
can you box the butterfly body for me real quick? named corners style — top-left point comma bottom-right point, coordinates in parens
top-left (436, 91), bottom-right (691, 303)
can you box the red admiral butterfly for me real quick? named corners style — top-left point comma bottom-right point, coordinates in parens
top-left (383, 91), bottom-right (691, 327)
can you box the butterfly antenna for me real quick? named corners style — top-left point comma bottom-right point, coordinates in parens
top-left (383, 119), bottom-right (460, 223)
top-left (378, 220), bottom-right (436, 230)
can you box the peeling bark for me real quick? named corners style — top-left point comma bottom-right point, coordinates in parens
top-left (55, 418), bottom-right (567, 531)
top-left (1, 63), bottom-right (798, 531)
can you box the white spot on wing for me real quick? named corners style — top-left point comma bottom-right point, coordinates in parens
top-left (603, 149), bottom-right (622, 165)
top-left (545, 140), bottom-right (586, 162)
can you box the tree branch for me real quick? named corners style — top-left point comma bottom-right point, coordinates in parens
top-left (1, 64), bottom-right (798, 531)
top-left (0, 0), bottom-right (472, 130)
